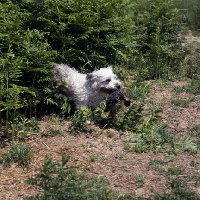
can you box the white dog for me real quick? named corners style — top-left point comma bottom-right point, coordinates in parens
top-left (52, 64), bottom-right (121, 110)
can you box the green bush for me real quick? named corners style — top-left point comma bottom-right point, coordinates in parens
top-left (25, 154), bottom-right (112, 200)
top-left (14, 0), bottom-right (134, 69)
top-left (0, 1), bottom-right (56, 133)
top-left (130, 124), bottom-right (175, 153)
top-left (115, 102), bottom-right (143, 132)
top-left (69, 106), bottom-right (92, 134)
top-left (174, 0), bottom-right (200, 31)
top-left (133, 0), bottom-right (184, 79)
top-left (10, 117), bottom-right (40, 141)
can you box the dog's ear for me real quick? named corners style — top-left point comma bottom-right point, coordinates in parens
top-left (86, 73), bottom-right (94, 80)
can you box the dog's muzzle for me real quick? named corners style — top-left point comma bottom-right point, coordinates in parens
top-left (101, 84), bottom-right (121, 94)
top-left (116, 84), bottom-right (121, 89)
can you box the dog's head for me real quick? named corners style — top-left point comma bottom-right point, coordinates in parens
top-left (86, 66), bottom-right (121, 93)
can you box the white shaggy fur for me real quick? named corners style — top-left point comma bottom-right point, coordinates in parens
top-left (52, 64), bottom-right (121, 110)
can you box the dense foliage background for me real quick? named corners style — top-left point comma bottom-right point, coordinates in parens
top-left (0, 0), bottom-right (199, 133)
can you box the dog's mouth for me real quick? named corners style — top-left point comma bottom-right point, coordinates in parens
top-left (100, 86), bottom-right (121, 94)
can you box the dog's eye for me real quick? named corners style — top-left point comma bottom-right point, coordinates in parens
top-left (105, 79), bottom-right (111, 82)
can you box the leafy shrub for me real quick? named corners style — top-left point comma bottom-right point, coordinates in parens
top-left (174, 0), bottom-right (200, 30)
top-left (69, 106), bottom-right (92, 134)
top-left (0, 1), bottom-right (56, 133)
top-left (133, 0), bottom-right (184, 79)
top-left (115, 102), bottom-right (144, 132)
top-left (25, 154), bottom-right (112, 200)
top-left (10, 117), bottom-right (40, 141)
top-left (125, 117), bottom-right (198, 154)
top-left (15, 0), bottom-right (134, 69)
top-left (130, 124), bottom-right (175, 153)
top-left (123, 104), bottom-right (175, 153)
top-left (125, 81), bottom-right (151, 100)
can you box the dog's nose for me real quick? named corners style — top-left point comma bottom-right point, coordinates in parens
top-left (116, 84), bottom-right (121, 89)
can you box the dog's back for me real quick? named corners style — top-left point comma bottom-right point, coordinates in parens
top-left (53, 64), bottom-right (86, 91)
top-left (52, 64), bottom-right (89, 107)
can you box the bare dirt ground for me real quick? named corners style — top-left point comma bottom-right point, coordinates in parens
top-left (183, 30), bottom-right (200, 44)
top-left (0, 79), bottom-right (200, 200)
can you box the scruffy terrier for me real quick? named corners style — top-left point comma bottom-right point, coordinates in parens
top-left (52, 64), bottom-right (122, 110)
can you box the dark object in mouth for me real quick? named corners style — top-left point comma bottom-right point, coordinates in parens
top-left (104, 90), bottom-right (131, 121)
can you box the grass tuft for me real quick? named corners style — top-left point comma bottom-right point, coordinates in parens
top-left (2, 143), bottom-right (32, 167)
